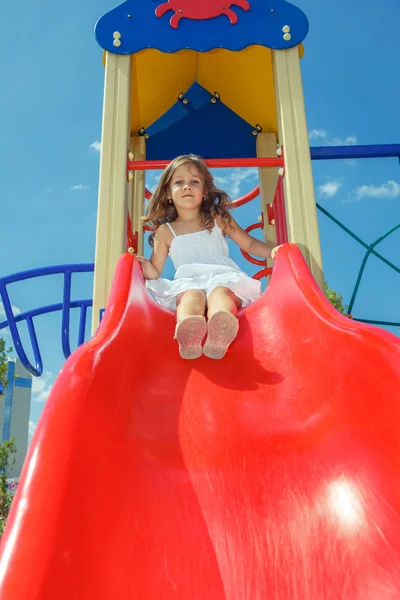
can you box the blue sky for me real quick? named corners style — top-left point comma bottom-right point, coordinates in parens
top-left (0, 0), bottom-right (399, 440)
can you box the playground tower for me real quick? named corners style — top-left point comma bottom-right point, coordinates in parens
top-left (92, 0), bottom-right (324, 330)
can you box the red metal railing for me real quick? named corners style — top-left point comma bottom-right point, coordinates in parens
top-left (240, 219), bottom-right (273, 280)
top-left (142, 183), bottom-right (260, 210)
top-left (237, 176), bottom-right (288, 279)
top-left (127, 158), bottom-right (284, 171)
top-left (138, 164), bottom-right (261, 218)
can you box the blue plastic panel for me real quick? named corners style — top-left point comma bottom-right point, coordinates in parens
top-left (144, 82), bottom-right (257, 159)
top-left (95, 0), bottom-right (308, 54)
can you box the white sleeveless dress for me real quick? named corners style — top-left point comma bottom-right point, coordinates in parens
top-left (146, 222), bottom-right (261, 310)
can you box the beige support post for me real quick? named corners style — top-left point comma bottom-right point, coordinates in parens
top-left (128, 136), bottom-right (146, 256)
top-left (273, 47), bottom-right (324, 289)
top-left (256, 133), bottom-right (278, 272)
top-left (92, 52), bottom-right (131, 333)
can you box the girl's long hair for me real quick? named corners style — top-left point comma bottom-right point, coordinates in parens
top-left (142, 154), bottom-right (233, 246)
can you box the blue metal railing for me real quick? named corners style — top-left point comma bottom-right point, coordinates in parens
top-left (310, 143), bottom-right (400, 162)
top-left (0, 264), bottom-right (94, 376)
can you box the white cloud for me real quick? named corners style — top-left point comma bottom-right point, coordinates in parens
top-left (214, 167), bottom-right (257, 199)
top-left (344, 159), bottom-right (358, 168)
top-left (90, 140), bottom-right (101, 152)
top-left (356, 180), bottom-right (400, 200)
top-left (28, 420), bottom-right (36, 443)
top-left (331, 135), bottom-right (358, 146)
top-left (309, 129), bottom-right (357, 147)
top-left (145, 171), bottom-right (162, 195)
top-left (309, 129), bottom-right (328, 141)
top-left (0, 302), bottom-right (21, 318)
top-left (71, 185), bottom-right (91, 191)
top-left (344, 135), bottom-right (357, 145)
top-left (318, 181), bottom-right (342, 198)
top-left (32, 370), bottom-right (53, 403)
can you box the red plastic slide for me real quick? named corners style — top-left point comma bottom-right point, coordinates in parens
top-left (1, 244), bottom-right (400, 599)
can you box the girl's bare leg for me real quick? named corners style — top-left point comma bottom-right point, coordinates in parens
top-left (206, 286), bottom-right (241, 319)
top-left (203, 287), bottom-right (241, 359)
top-left (176, 289), bottom-right (207, 322)
top-left (174, 290), bottom-right (207, 360)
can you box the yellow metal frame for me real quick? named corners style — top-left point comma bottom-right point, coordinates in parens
top-left (257, 132), bottom-right (278, 251)
top-left (129, 135), bottom-right (146, 256)
top-left (92, 52), bottom-right (131, 333)
top-left (273, 47), bottom-right (324, 288)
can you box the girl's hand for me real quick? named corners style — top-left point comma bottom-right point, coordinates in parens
top-left (135, 256), bottom-right (160, 280)
top-left (271, 245), bottom-right (284, 260)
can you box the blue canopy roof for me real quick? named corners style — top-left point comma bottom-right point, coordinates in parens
top-left (95, 0), bottom-right (309, 55)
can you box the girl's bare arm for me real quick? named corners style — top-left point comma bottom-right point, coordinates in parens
top-left (136, 225), bottom-right (170, 279)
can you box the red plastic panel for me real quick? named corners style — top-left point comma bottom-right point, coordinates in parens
top-left (155, 0), bottom-right (250, 29)
top-left (1, 245), bottom-right (400, 599)
top-left (274, 176), bottom-right (288, 245)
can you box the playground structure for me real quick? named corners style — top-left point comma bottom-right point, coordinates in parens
top-left (0, 0), bottom-right (400, 598)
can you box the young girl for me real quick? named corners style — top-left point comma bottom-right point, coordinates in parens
top-left (137, 154), bottom-right (280, 360)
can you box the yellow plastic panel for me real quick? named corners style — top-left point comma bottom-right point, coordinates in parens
top-left (130, 49), bottom-right (197, 133)
top-left (128, 45), bottom-right (284, 134)
top-left (198, 46), bottom-right (277, 134)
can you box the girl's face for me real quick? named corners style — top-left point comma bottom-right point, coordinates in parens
top-left (169, 163), bottom-right (205, 213)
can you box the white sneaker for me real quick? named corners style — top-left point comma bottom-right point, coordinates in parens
top-left (174, 316), bottom-right (207, 360)
top-left (203, 312), bottom-right (239, 360)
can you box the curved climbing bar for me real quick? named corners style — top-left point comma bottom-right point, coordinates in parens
top-left (231, 185), bottom-right (260, 208)
top-left (143, 184), bottom-right (260, 209)
top-left (240, 222), bottom-right (266, 267)
top-left (0, 264), bottom-right (94, 376)
top-left (0, 283), bottom-right (43, 377)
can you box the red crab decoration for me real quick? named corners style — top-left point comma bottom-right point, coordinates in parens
top-left (155, 0), bottom-right (250, 29)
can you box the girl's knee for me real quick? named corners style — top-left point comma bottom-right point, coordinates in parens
top-left (208, 286), bottom-right (242, 310)
top-left (177, 289), bottom-right (206, 306)
top-left (208, 286), bottom-right (235, 299)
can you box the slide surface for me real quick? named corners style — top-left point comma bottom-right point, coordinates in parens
top-left (1, 245), bottom-right (400, 599)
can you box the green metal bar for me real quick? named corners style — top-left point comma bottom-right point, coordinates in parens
top-left (317, 204), bottom-right (400, 275)
top-left (316, 204), bottom-right (400, 323)
top-left (348, 249), bottom-right (371, 315)
top-left (353, 318), bottom-right (400, 327)
top-left (348, 223), bottom-right (400, 314)
top-left (317, 204), bottom-right (369, 248)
